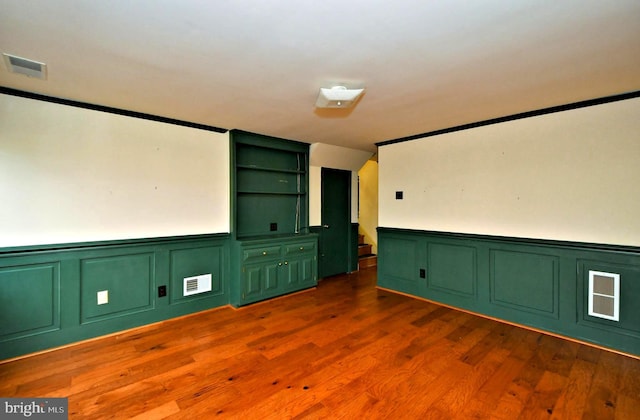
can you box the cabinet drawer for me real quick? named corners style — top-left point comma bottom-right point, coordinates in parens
top-left (243, 245), bottom-right (282, 262)
top-left (284, 241), bottom-right (316, 256)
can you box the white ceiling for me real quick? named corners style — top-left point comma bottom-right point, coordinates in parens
top-left (1, 1), bottom-right (639, 152)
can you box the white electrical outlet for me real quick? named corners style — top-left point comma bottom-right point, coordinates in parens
top-left (97, 290), bottom-right (109, 305)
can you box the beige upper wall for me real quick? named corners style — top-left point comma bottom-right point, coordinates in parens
top-left (358, 159), bottom-right (378, 254)
top-left (0, 94), bottom-right (230, 247)
top-left (379, 97), bottom-right (640, 246)
top-left (309, 166), bottom-right (322, 225)
top-left (0, 93), bottom-right (372, 247)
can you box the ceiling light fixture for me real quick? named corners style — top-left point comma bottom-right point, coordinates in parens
top-left (315, 85), bottom-right (364, 109)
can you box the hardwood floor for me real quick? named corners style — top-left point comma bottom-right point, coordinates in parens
top-left (1, 267), bottom-right (639, 419)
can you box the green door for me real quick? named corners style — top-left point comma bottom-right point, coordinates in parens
top-left (320, 168), bottom-right (351, 278)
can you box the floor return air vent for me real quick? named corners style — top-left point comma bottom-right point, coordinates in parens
top-left (588, 270), bottom-right (620, 321)
top-left (183, 274), bottom-right (212, 296)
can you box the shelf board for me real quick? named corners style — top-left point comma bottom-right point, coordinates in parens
top-left (236, 164), bottom-right (305, 174)
top-left (237, 190), bottom-right (306, 196)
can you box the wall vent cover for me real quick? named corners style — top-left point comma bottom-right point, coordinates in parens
top-left (588, 270), bottom-right (620, 321)
top-left (3, 53), bottom-right (47, 79)
top-left (183, 274), bottom-right (212, 297)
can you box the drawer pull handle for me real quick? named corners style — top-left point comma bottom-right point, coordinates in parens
top-left (284, 261), bottom-right (288, 265)
top-left (262, 251), bottom-right (267, 255)
top-left (300, 246), bottom-right (304, 250)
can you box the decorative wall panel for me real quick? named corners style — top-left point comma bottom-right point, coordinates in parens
top-left (377, 228), bottom-right (640, 356)
top-left (0, 263), bottom-right (60, 340)
top-left (0, 234), bottom-right (229, 360)
top-left (81, 253), bottom-right (154, 323)
top-left (170, 245), bottom-right (225, 304)
top-left (427, 243), bottom-right (476, 297)
top-left (578, 259), bottom-right (640, 337)
top-left (490, 250), bottom-right (559, 318)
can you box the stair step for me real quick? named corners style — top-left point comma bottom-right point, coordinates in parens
top-left (358, 234), bottom-right (365, 245)
top-left (358, 254), bottom-right (377, 269)
top-left (358, 243), bottom-right (372, 256)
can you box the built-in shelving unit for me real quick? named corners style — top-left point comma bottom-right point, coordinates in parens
top-left (231, 130), bottom-right (317, 306)
top-left (233, 131), bottom-right (309, 238)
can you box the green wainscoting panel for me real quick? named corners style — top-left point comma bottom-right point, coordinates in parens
top-left (170, 245), bottom-right (225, 304)
top-left (577, 259), bottom-right (640, 338)
top-left (490, 250), bottom-right (559, 318)
top-left (427, 243), bottom-right (476, 297)
top-left (0, 263), bottom-right (60, 340)
top-left (0, 234), bottom-right (230, 360)
top-left (377, 228), bottom-right (640, 356)
top-left (378, 233), bottom-right (420, 295)
top-left (80, 253), bottom-right (154, 323)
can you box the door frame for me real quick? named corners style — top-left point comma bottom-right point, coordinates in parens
top-left (319, 167), bottom-right (352, 278)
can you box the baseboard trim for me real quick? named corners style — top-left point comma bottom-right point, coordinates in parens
top-left (230, 287), bottom-right (317, 310)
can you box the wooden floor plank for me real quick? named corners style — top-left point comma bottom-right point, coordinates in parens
top-left (490, 381), bottom-right (536, 420)
top-left (459, 355), bottom-right (527, 418)
top-left (519, 370), bottom-right (568, 420)
top-left (434, 346), bottom-right (512, 416)
top-left (130, 401), bottom-right (180, 420)
top-left (1, 267), bottom-right (639, 419)
top-left (550, 358), bottom-right (597, 419)
top-left (583, 350), bottom-right (624, 420)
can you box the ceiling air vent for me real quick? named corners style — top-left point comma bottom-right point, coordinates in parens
top-left (3, 53), bottom-right (47, 80)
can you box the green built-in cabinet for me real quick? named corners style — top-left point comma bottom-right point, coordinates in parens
top-left (231, 130), bottom-right (318, 306)
top-left (378, 228), bottom-right (640, 356)
top-left (231, 235), bottom-right (317, 306)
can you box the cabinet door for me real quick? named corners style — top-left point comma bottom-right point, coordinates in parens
top-left (284, 255), bottom-right (316, 290)
top-left (242, 261), bottom-right (281, 302)
top-left (242, 264), bottom-right (263, 301)
top-left (264, 261), bottom-right (280, 291)
top-left (285, 259), bottom-right (300, 288)
top-left (297, 255), bottom-right (316, 287)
